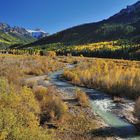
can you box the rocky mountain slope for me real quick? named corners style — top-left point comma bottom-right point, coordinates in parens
top-left (0, 23), bottom-right (36, 48)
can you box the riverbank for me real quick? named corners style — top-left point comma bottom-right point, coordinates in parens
top-left (59, 75), bottom-right (138, 127)
top-left (60, 75), bottom-right (140, 136)
top-left (53, 86), bottom-right (115, 140)
top-left (50, 67), bottom-right (140, 139)
top-left (24, 72), bottom-right (115, 140)
top-left (23, 63), bottom-right (140, 139)
top-left (63, 58), bottom-right (140, 100)
top-left (26, 71), bottom-right (115, 140)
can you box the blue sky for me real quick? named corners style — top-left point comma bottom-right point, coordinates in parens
top-left (0, 0), bottom-right (138, 34)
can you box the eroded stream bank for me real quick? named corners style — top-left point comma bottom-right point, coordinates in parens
top-left (48, 65), bottom-right (140, 140)
top-left (25, 64), bottom-right (140, 140)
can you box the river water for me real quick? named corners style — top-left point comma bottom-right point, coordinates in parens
top-left (48, 65), bottom-right (140, 140)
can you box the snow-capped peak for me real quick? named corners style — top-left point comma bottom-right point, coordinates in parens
top-left (26, 29), bottom-right (46, 33)
top-left (26, 29), bottom-right (48, 39)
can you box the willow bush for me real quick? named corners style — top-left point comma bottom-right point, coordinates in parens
top-left (75, 88), bottom-right (89, 107)
top-left (33, 86), bottom-right (68, 123)
top-left (0, 78), bottom-right (55, 140)
top-left (63, 58), bottom-right (140, 99)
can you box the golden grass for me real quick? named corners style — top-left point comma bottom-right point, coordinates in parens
top-left (0, 54), bottom-right (115, 140)
top-left (0, 54), bottom-right (66, 85)
top-left (0, 54), bottom-right (71, 139)
top-left (63, 58), bottom-right (140, 99)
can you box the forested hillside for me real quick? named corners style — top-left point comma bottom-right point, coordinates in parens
top-left (13, 1), bottom-right (140, 60)
top-left (21, 1), bottom-right (140, 48)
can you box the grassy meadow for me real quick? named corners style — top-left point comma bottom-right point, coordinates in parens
top-left (63, 57), bottom-right (140, 124)
top-left (0, 53), bottom-right (140, 140)
top-left (0, 54), bottom-right (111, 140)
top-left (0, 54), bottom-right (67, 140)
top-left (1, 0), bottom-right (140, 139)
top-left (63, 58), bottom-right (140, 99)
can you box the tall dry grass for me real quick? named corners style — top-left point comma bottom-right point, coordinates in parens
top-left (75, 88), bottom-right (89, 107)
top-left (33, 86), bottom-right (68, 123)
top-left (0, 54), bottom-right (71, 139)
top-left (63, 58), bottom-right (140, 99)
top-left (0, 54), bottom-right (65, 85)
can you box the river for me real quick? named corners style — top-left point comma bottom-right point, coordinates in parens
top-left (48, 65), bottom-right (140, 140)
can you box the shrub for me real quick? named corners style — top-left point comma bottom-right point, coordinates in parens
top-left (75, 89), bottom-right (89, 107)
top-left (63, 58), bottom-right (140, 99)
top-left (35, 87), bottom-right (68, 123)
top-left (33, 86), bottom-right (48, 101)
top-left (24, 79), bottom-right (38, 89)
top-left (41, 96), bottom-right (68, 122)
top-left (0, 78), bottom-right (54, 140)
top-left (46, 51), bottom-right (56, 57)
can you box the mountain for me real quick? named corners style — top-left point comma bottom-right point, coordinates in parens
top-left (27, 29), bottom-right (48, 39)
top-left (21, 1), bottom-right (140, 49)
top-left (0, 23), bottom-right (37, 48)
top-left (108, 1), bottom-right (140, 23)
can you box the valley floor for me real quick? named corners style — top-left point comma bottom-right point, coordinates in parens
top-left (24, 64), bottom-right (140, 140)
top-left (24, 72), bottom-right (115, 140)
top-left (0, 54), bottom-right (140, 140)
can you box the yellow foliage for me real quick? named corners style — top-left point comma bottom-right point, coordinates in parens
top-left (76, 88), bottom-right (89, 107)
top-left (63, 58), bottom-right (140, 99)
top-left (0, 78), bottom-right (54, 140)
top-left (46, 51), bottom-right (56, 57)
